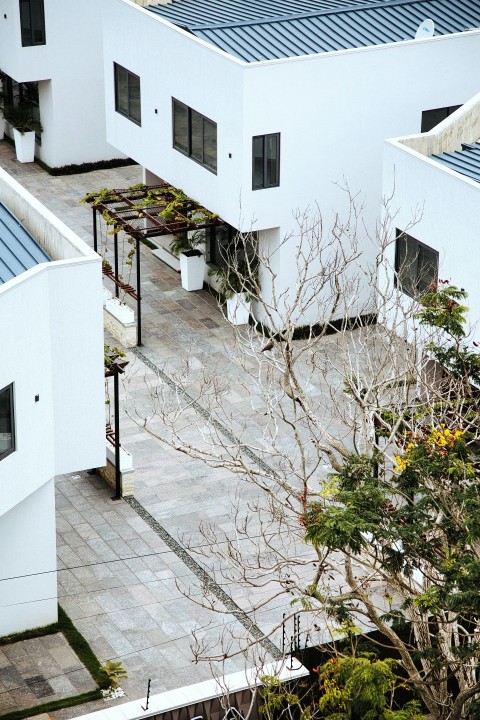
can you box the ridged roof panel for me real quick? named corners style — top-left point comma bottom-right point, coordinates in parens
top-left (148, 0), bottom-right (480, 61)
top-left (432, 142), bottom-right (480, 184)
top-left (0, 202), bottom-right (51, 285)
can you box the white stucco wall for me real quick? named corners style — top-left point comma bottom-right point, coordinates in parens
top-left (0, 480), bottom-right (57, 635)
top-left (382, 138), bottom-right (480, 338)
top-left (102, 1), bottom-right (480, 324)
top-left (0, 169), bottom-right (105, 633)
top-left (0, 0), bottom-right (125, 167)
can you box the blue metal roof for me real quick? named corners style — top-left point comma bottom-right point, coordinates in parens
top-left (432, 142), bottom-right (480, 184)
top-left (148, 0), bottom-right (480, 61)
top-left (0, 202), bottom-right (51, 285)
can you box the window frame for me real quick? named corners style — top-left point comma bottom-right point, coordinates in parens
top-left (19, 0), bottom-right (46, 47)
top-left (252, 133), bottom-right (280, 190)
top-left (114, 63), bottom-right (141, 126)
top-left (0, 383), bottom-right (15, 462)
top-left (394, 230), bottom-right (439, 298)
top-left (172, 98), bottom-right (217, 174)
top-left (421, 105), bottom-right (461, 133)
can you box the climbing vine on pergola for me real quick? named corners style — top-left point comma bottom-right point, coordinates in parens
top-left (82, 183), bottom-right (225, 345)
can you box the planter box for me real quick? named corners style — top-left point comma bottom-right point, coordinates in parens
top-left (103, 296), bottom-right (136, 348)
top-left (180, 250), bottom-right (205, 291)
top-left (0, 116), bottom-right (5, 141)
top-left (13, 128), bottom-right (36, 163)
top-left (227, 293), bottom-right (251, 325)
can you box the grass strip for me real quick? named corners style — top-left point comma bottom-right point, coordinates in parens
top-left (0, 689), bottom-right (103, 720)
top-left (57, 606), bottom-right (109, 688)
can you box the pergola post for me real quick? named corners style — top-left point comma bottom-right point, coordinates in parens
top-left (93, 208), bottom-right (98, 253)
top-left (113, 368), bottom-right (121, 500)
top-left (113, 227), bottom-right (119, 299)
top-left (136, 236), bottom-right (142, 347)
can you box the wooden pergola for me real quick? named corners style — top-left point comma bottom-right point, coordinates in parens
top-left (84, 183), bottom-right (225, 345)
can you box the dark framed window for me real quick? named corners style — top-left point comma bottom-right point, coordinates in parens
top-left (206, 224), bottom-right (258, 269)
top-left (114, 63), bottom-right (141, 126)
top-left (421, 105), bottom-right (461, 133)
top-left (252, 133), bottom-right (280, 190)
top-left (19, 0), bottom-right (45, 46)
top-left (3, 75), bottom-right (41, 144)
top-left (395, 230), bottom-right (438, 297)
top-left (172, 99), bottom-right (217, 173)
top-left (0, 384), bottom-right (15, 461)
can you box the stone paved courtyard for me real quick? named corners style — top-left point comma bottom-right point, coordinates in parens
top-left (0, 141), bottom-right (351, 719)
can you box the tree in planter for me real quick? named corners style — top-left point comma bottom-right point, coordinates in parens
top-left (208, 232), bottom-right (259, 324)
top-left (122, 195), bottom-right (480, 719)
top-left (4, 103), bottom-right (43, 163)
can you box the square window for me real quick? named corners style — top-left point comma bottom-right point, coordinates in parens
top-left (252, 133), bottom-right (280, 190)
top-left (395, 231), bottom-right (438, 297)
top-left (0, 384), bottom-right (15, 461)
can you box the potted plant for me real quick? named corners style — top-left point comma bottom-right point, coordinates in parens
top-left (4, 104), bottom-right (43, 163)
top-left (0, 92), bottom-right (6, 141)
top-left (209, 256), bottom-right (258, 325)
top-left (169, 229), bottom-right (206, 291)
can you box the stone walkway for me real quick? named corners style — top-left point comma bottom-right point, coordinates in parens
top-left (0, 145), bottom-right (284, 719)
top-left (0, 634), bottom-right (96, 714)
top-left (0, 142), bottom-right (345, 719)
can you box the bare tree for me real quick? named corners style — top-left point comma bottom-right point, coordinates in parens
top-left (123, 193), bottom-right (480, 720)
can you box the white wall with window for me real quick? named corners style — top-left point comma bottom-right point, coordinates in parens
top-left (102, 0), bottom-right (480, 326)
top-left (0, 0), bottom-right (125, 167)
top-left (0, 168), bottom-right (105, 634)
top-left (381, 105), bottom-right (480, 337)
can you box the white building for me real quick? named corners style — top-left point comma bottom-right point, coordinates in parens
top-left (382, 89), bottom-right (480, 334)
top-left (0, 168), bottom-right (105, 635)
top-left (101, 0), bottom-right (480, 326)
top-left (0, 0), bottom-right (125, 169)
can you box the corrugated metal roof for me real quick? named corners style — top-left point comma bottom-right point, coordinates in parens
top-left (148, 0), bottom-right (480, 61)
top-left (148, 0), bottom-right (380, 27)
top-left (0, 202), bottom-right (51, 285)
top-left (432, 142), bottom-right (480, 184)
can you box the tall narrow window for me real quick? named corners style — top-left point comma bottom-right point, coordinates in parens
top-left (0, 384), bottom-right (15, 461)
top-left (172, 99), bottom-right (217, 173)
top-left (114, 63), bottom-right (141, 126)
top-left (19, 0), bottom-right (45, 46)
top-left (252, 133), bottom-right (280, 190)
top-left (395, 231), bottom-right (438, 297)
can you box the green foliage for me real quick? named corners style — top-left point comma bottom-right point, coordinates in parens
top-left (4, 103), bottom-right (43, 134)
top-left (301, 283), bottom-right (480, 720)
top-left (169, 229), bottom-right (204, 257)
top-left (98, 659), bottom-right (128, 689)
top-left (260, 655), bottom-right (424, 720)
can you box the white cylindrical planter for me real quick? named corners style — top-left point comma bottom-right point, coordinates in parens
top-left (0, 116), bottom-right (5, 141)
top-left (227, 293), bottom-right (251, 325)
top-left (180, 251), bottom-right (205, 291)
top-left (13, 129), bottom-right (36, 163)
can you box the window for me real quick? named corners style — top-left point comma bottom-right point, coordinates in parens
top-left (172, 99), bottom-right (217, 173)
top-left (395, 231), bottom-right (438, 297)
top-left (252, 133), bottom-right (280, 190)
top-left (19, 0), bottom-right (45, 46)
top-left (3, 76), bottom-right (41, 144)
top-left (0, 384), bottom-right (15, 461)
top-left (114, 63), bottom-right (141, 126)
top-left (421, 105), bottom-right (461, 133)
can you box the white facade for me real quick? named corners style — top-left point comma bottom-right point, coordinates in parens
top-left (0, 169), bottom-right (105, 635)
top-left (0, 0), bottom-right (125, 168)
top-left (382, 90), bottom-right (480, 337)
top-left (102, 0), bottom-right (480, 325)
